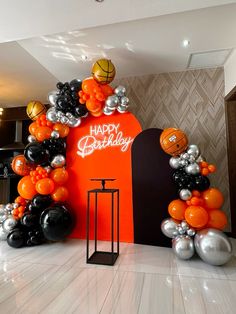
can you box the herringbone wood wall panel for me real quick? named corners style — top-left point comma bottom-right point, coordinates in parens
top-left (116, 67), bottom-right (231, 230)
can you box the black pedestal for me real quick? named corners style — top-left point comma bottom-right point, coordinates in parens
top-left (86, 188), bottom-right (119, 266)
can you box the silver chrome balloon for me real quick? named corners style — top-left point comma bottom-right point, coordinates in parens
top-left (103, 106), bottom-right (114, 116)
top-left (179, 189), bottom-right (192, 201)
top-left (105, 95), bottom-right (119, 109)
top-left (177, 226), bottom-right (185, 235)
top-left (161, 218), bottom-right (179, 238)
top-left (0, 226), bottom-right (7, 241)
top-left (181, 153), bottom-right (190, 160)
top-left (67, 117), bottom-right (81, 128)
top-left (114, 85), bottom-right (126, 97)
top-left (2, 217), bottom-right (17, 233)
top-left (48, 90), bottom-right (59, 106)
top-left (185, 163), bottom-right (200, 175)
top-left (51, 130), bottom-right (60, 139)
top-left (46, 108), bottom-right (58, 123)
top-left (56, 111), bottom-right (64, 119)
top-left (51, 155), bottom-right (66, 168)
top-left (66, 112), bottom-right (74, 119)
top-left (194, 228), bottom-right (232, 266)
top-left (13, 203), bottom-right (19, 209)
top-left (172, 235), bottom-right (195, 260)
top-left (117, 105), bottom-right (127, 114)
top-left (188, 154), bottom-right (196, 163)
top-left (120, 96), bottom-right (129, 107)
top-left (187, 144), bottom-right (200, 158)
top-left (5, 204), bottom-right (13, 211)
top-left (60, 116), bottom-right (69, 125)
top-left (0, 214), bottom-right (7, 223)
top-left (181, 221), bottom-right (189, 231)
top-left (179, 159), bottom-right (188, 167)
top-left (44, 166), bottom-right (52, 173)
top-left (187, 228), bottom-right (196, 237)
top-left (169, 157), bottom-right (181, 169)
top-left (27, 135), bottom-right (37, 143)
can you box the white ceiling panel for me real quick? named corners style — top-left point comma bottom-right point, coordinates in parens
top-left (0, 42), bottom-right (58, 107)
top-left (0, 0), bottom-right (235, 43)
top-left (18, 4), bottom-right (236, 82)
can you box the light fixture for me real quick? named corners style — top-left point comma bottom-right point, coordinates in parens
top-left (182, 39), bottom-right (190, 48)
top-left (81, 55), bottom-right (88, 61)
top-left (0, 108), bottom-right (3, 115)
top-left (95, 0), bottom-right (104, 2)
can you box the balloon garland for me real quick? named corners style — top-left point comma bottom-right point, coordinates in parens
top-left (0, 59), bottom-right (129, 248)
top-left (160, 128), bottom-right (232, 265)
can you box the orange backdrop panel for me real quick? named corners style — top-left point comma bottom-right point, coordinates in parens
top-left (66, 112), bottom-right (142, 242)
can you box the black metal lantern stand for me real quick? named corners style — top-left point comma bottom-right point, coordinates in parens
top-left (86, 178), bottom-right (119, 266)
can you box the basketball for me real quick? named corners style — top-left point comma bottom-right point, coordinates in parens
top-left (160, 128), bottom-right (188, 156)
top-left (92, 59), bottom-right (116, 85)
top-left (11, 155), bottom-right (33, 176)
top-left (26, 101), bottom-right (46, 120)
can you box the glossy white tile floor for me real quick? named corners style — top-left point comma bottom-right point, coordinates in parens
top-left (0, 238), bottom-right (236, 314)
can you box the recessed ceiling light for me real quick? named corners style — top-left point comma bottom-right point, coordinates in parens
top-left (182, 39), bottom-right (190, 48)
top-left (95, 0), bottom-right (104, 2)
top-left (81, 55), bottom-right (88, 61)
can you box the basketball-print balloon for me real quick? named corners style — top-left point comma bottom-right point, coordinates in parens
top-left (160, 128), bottom-right (188, 156)
top-left (11, 155), bottom-right (33, 176)
top-left (26, 101), bottom-right (46, 120)
top-left (92, 59), bottom-right (116, 85)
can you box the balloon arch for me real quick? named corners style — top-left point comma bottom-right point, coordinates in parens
top-left (0, 59), bottom-right (129, 248)
top-left (0, 59), bottom-right (233, 266)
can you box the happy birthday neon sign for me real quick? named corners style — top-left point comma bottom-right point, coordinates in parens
top-left (77, 123), bottom-right (134, 158)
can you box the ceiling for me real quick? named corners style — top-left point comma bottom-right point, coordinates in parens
top-left (0, 0), bottom-right (236, 107)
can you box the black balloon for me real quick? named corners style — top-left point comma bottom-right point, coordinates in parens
top-left (30, 194), bottom-right (52, 214)
top-left (42, 138), bottom-right (66, 158)
top-left (194, 175), bottom-right (210, 191)
top-left (7, 229), bottom-right (25, 248)
top-left (40, 206), bottom-right (74, 241)
top-left (56, 82), bottom-right (64, 90)
top-left (24, 142), bottom-right (50, 165)
top-left (70, 79), bottom-right (82, 92)
top-left (26, 228), bottom-right (45, 246)
top-left (21, 213), bottom-right (39, 228)
top-left (74, 105), bottom-right (88, 118)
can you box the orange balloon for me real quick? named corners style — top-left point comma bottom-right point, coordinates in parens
top-left (86, 99), bottom-right (102, 112)
top-left (90, 110), bottom-right (103, 117)
top-left (14, 196), bottom-right (26, 206)
top-left (50, 168), bottom-right (68, 185)
top-left (17, 175), bottom-right (37, 200)
top-left (53, 123), bottom-right (70, 138)
top-left (11, 155), bottom-right (33, 176)
top-left (208, 164), bottom-right (216, 173)
top-left (82, 77), bottom-right (97, 94)
top-left (35, 126), bottom-right (52, 142)
top-left (185, 205), bottom-right (209, 229)
top-left (36, 178), bottom-right (55, 195)
top-left (207, 209), bottom-right (228, 230)
top-left (100, 84), bottom-right (114, 96)
top-left (201, 168), bottom-right (209, 176)
top-left (51, 186), bottom-right (69, 202)
top-left (202, 188), bottom-right (224, 209)
top-left (29, 122), bottom-right (38, 136)
top-left (168, 199), bottom-right (187, 220)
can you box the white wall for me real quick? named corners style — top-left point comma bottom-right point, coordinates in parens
top-left (224, 49), bottom-right (236, 96)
